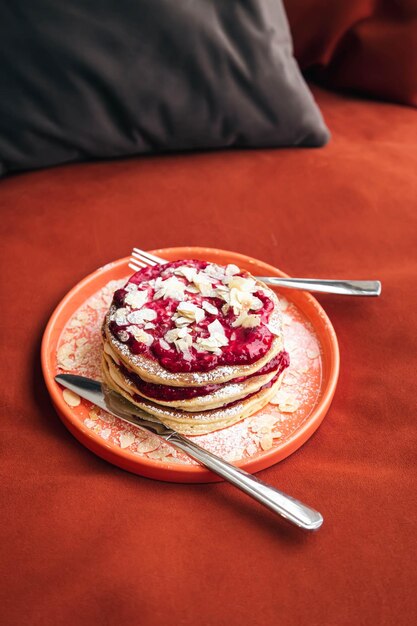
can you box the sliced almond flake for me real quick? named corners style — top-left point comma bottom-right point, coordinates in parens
top-left (125, 290), bottom-right (148, 309)
top-left (229, 288), bottom-right (260, 314)
top-left (174, 266), bottom-right (197, 282)
top-left (272, 430), bottom-right (283, 439)
top-left (176, 301), bottom-right (205, 324)
top-left (221, 303), bottom-right (230, 315)
top-left (185, 284), bottom-right (200, 294)
top-left (84, 418), bottom-right (97, 429)
top-left (208, 319), bottom-right (225, 336)
top-left (269, 390), bottom-right (288, 406)
top-left (202, 301), bottom-right (218, 315)
top-left (88, 297), bottom-right (103, 311)
top-left (216, 283), bottom-right (229, 291)
top-left (199, 284), bottom-right (217, 298)
top-left (100, 428), bottom-right (111, 440)
top-left (57, 343), bottom-right (74, 363)
top-left (205, 264), bottom-right (226, 280)
top-left (159, 338), bottom-right (171, 350)
top-left (100, 412), bottom-right (115, 424)
top-left (174, 338), bottom-right (192, 356)
top-left (63, 389), bottom-right (81, 407)
top-left (255, 414), bottom-right (276, 428)
top-left (88, 409), bottom-right (99, 420)
top-left (114, 308), bottom-right (129, 326)
top-left (195, 335), bottom-right (227, 353)
top-left (227, 276), bottom-right (257, 293)
top-left (246, 442), bottom-right (258, 456)
top-left (260, 425), bottom-right (272, 435)
top-left (174, 316), bottom-right (193, 327)
top-left (127, 308), bottom-right (156, 325)
top-left (136, 437), bottom-right (160, 454)
top-left (153, 276), bottom-right (186, 301)
top-left (266, 322), bottom-right (281, 336)
top-left (279, 398), bottom-right (300, 413)
top-left (164, 327), bottom-right (191, 344)
top-left (69, 311), bottom-right (89, 328)
top-left (144, 322), bottom-right (155, 330)
top-left (125, 283), bottom-right (138, 292)
top-left (307, 347), bottom-right (320, 359)
top-left (260, 433), bottom-right (273, 451)
top-left (119, 431), bottom-right (136, 449)
top-left (250, 296), bottom-right (264, 311)
top-left (164, 328), bottom-right (180, 343)
top-left (147, 447), bottom-right (171, 460)
top-left (127, 326), bottom-right (154, 346)
top-left (283, 371), bottom-right (299, 386)
top-left (232, 311), bottom-right (260, 328)
top-left (225, 263), bottom-right (241, 276)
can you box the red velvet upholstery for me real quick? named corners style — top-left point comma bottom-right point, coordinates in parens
top-left (284, 0), bottom-right (417, 106)
top-left (1, 87), bottom-right (416, 625)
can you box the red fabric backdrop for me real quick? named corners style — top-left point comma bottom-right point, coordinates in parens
top-left (284, 0), bottom-right (417, 106)
top-left (1, 87), bottom-right (417, 625)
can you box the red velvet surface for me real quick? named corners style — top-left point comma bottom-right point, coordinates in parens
top-left (284, 0), bottom-right (417, 106)
top-left (1, 87), bottom-right (417, 625)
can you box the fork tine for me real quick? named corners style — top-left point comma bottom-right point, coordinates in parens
top-left (128, 261), bottom-right (145, 273)
top-left (131, 250), bottom-right (157, 267)
top-left (132, 248), bottom-right (167, 265)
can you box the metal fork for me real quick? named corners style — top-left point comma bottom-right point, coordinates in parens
top-left (129, 248), bottom-right (381, 296)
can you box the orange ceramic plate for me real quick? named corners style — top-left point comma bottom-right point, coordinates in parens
top-left (41, 247), bottom-right (339, 483)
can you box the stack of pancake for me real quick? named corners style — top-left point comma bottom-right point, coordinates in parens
top-left (102, 259), bottom-right (289, 435)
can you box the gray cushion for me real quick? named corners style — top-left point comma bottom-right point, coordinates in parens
top-left (0, 0), bottom-right (330, 175)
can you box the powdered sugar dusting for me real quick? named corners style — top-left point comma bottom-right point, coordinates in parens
top-left (56, 279), bottom-right (322, 466)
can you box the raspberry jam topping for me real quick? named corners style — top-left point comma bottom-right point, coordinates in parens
top-left (120, 351), bottom-right (289, 401)
top-left (109, 260), bottom-right (280, 373)
top-left (133, 369), bottom-right (284, 411)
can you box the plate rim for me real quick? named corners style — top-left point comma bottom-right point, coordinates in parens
top-left (41, 247), bottom-right (340, 482)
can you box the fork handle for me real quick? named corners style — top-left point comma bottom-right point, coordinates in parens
top-left (256, 277), bottom-right (381, 296)
top-left (166, 432), bottom-right (323, 530)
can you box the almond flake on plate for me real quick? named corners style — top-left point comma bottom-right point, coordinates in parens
top-left (307, 346), bottom-right (320, 359)
top-left (119, 431), bottom-right (136, 449)
top-left (260, 433), bottom-right (273, 451)
top-left (246, 442), bottom-right (258, 456)
top-left (63, 388), bottom-right (81, 407)
top-left (279, 401), bottom-right (300, 413)
top-left (136, 437), bottom-right (160, 454)
top-left (274, 393), bottom-right (300, 413)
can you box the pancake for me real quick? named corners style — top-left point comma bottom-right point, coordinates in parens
top-left (102, 259), bottom-right (290, 434)
top-left (102, 354), bottom-right (285, 435)
top-left (103, 349), bottom-right (284, 411)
